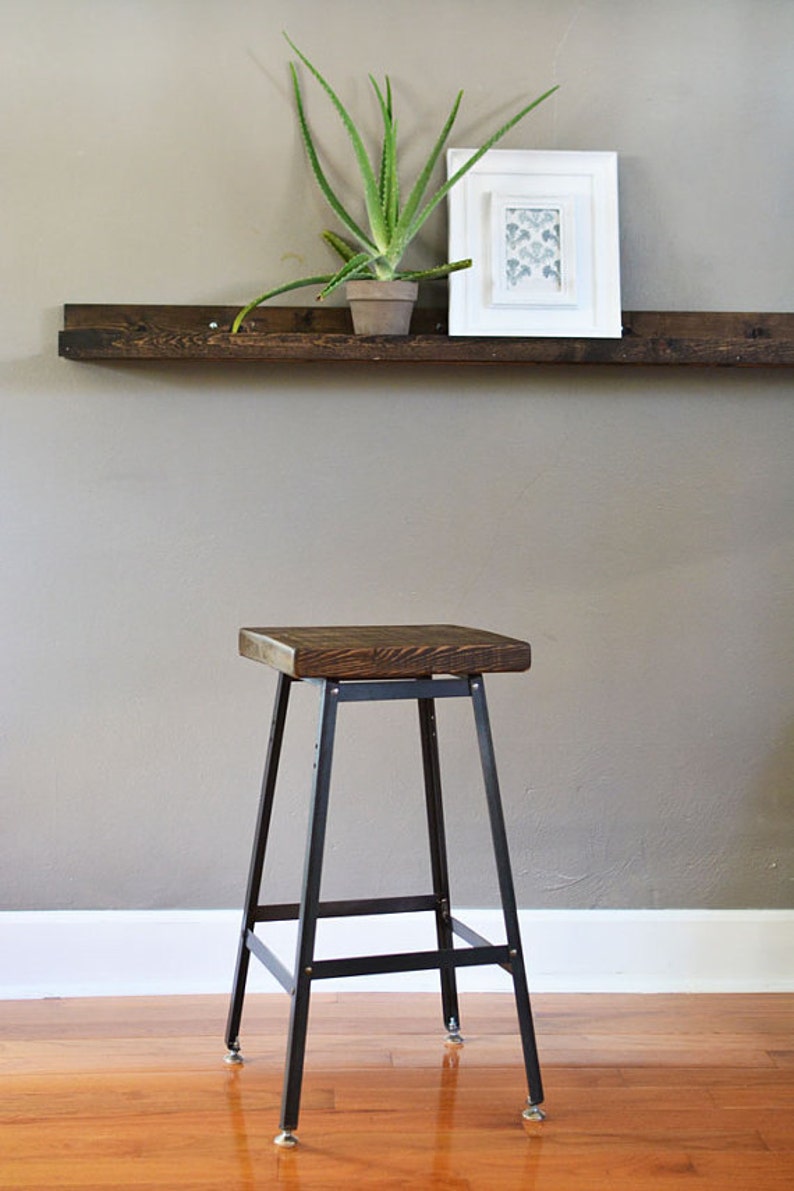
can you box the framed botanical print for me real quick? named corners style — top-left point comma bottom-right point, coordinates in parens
top-left (447, 149), bottom-right (621, 337)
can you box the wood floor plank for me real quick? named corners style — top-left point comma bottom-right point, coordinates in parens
top-left (759, 1113), bottom-right (794, 1152)
top-left (390, 1033), bottom-right (778, 1068)
top-left (618, 1064), bottom-right (794, 1089)
top-left (1, 992), bottom-right (792, 1189)
top-left (688, 1151), bottom-right (794, 1190)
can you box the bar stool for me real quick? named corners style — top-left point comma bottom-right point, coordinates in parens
top-left (224, 624), bottom-right (545, 1146)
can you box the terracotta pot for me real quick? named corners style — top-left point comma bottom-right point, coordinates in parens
top-left (345, 279), bottom-right (418, 336)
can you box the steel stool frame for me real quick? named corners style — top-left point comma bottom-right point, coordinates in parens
top-left (225, 671), bottom-right (544, 1145)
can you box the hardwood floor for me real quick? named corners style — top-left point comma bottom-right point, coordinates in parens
top-left (1, 993), bottom-right (792, 1189)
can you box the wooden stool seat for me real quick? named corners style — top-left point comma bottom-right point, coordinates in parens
top-left (225, 622), bottom-right (544, 1148)
top-left (239, 624), bottom-right (531, 679)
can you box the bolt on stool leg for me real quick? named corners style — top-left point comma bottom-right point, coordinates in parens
top-left (522, 1099), bottom-right (547, 1122)
top-left (444, 1016), bottom-right (464, 1046)
top-left (224, 1039), bottom-right (244, 1066)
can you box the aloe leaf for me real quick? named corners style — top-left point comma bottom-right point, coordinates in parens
top-left (231, 275), bottom-right (336, 333)
top-left (395, 258), bottom-right (472, 282)
top-left (389, 90), bottom-right (463, 261)
top-left (403, 84), bottom-right (560, 245)
top-left (290, 63), bottom-right (376, 254)
top-left (370, 75), bottom-right (399, 235)
top-left (285, 35), bottom-right (389, 251)
top-left (383, 125), bottom-right (399, 235)
top-left (317, 251), bottom-right (377, 300)
top-left (370, 76), bottom-right (391, 204)
top-left (322, 229), bottom-right (360, 262)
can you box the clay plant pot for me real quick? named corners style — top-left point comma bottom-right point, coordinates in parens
top-left (345, 279), bottom-right (419, 335)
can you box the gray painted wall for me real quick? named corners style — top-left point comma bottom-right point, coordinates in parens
top-left (2, 0), bottom-right (792, 911)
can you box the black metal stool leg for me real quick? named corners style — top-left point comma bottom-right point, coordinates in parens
top-left (418, 695), bottom-right (462, 1044)
top-left (469, 675), bottom-right (545, 1117)
top-left (275, 679), bottom-right (340, 1148)
top-left (225, 673), bottom-right (293, 1063)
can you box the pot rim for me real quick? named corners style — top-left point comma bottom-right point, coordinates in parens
top-left (345, 279), bottom-right (419, 300)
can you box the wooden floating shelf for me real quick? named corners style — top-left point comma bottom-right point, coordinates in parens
top-left (59, 305), bottom-right (794, 367)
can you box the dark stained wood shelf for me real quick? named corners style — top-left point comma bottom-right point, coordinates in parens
top-left (59, 305), bottom-right (794, 367)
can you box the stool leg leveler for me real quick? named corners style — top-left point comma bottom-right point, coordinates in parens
top-left (224, 625), bottom-right (545, 1146)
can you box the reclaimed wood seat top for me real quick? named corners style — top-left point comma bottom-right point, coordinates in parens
top-left (239, 625), bottom-right (531, 680)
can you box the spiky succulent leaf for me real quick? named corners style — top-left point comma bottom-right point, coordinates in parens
top-left (317, 251), bottom-right (378, 300)
top-left (285, 34), bottom-right (389, 251)
top-left (370, 75), bottom-right (399, 236)
top-left (395, 258), bottom-right (472, 282)
top-left (387, 89), bottom-right (463, 265)
top-left (231, 274), bottom-right (336, 333)
top-left (322, 229), bottom-right (360, 262)
top-left (290, 63), bottom-right (376, 254)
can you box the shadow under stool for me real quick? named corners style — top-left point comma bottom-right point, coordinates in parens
top-left (224, 624), bottom-right (545, 1146)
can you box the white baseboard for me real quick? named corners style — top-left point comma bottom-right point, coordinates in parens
top-left (1, 908), bottom-right (791, 999)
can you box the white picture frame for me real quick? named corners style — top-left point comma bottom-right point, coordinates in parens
top-left (447, 149), bottom-right (621, 337)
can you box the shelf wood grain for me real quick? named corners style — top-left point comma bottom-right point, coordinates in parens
top-left (59, 305), bottom-right (794, 367)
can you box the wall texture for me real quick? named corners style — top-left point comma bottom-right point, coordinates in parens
top-left (1, 0), bottom-right (792, 911)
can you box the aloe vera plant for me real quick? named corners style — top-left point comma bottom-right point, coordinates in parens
top-left (231, 36), bottom-right (558, 333)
